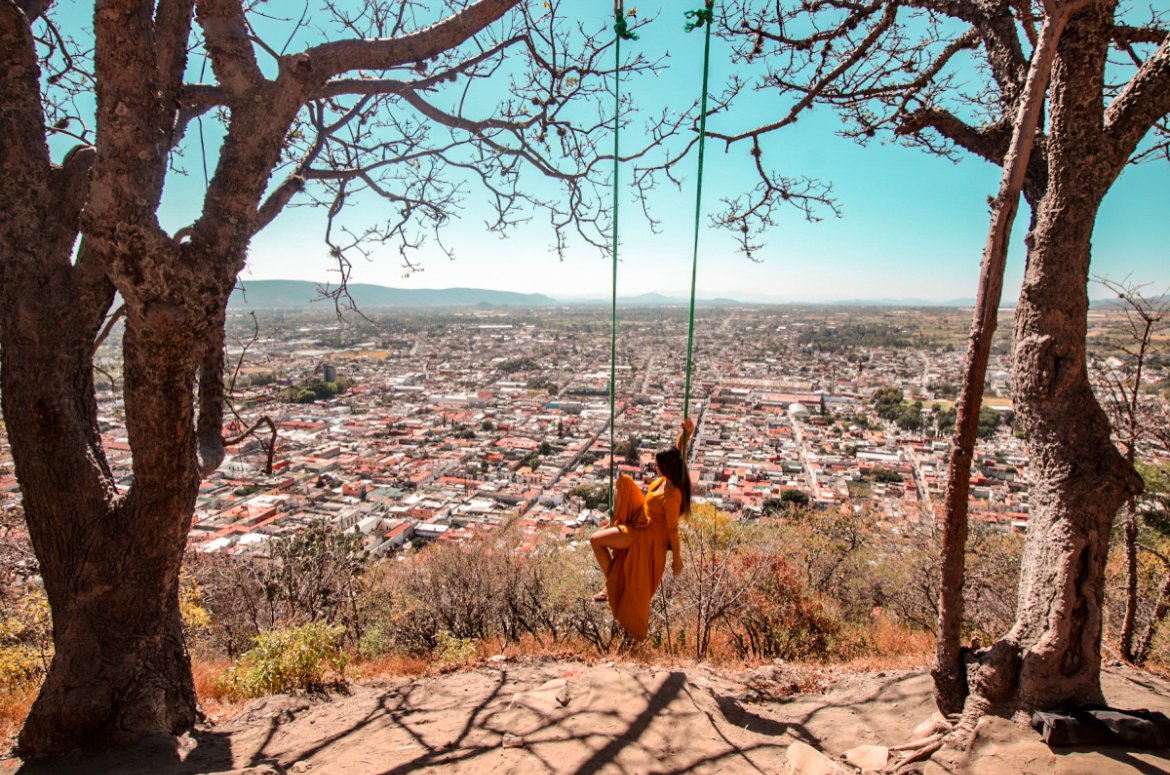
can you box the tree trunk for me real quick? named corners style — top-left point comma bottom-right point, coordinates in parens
top-left (18, 525), bottom-right (197, 754)
top-left (987, 184), bottom-right (1140, 709)
top-left (952, 0), bottom-right (1145, 717)
top-left (962, 195), bottom-right (1140, 712)
top-left (9, 285), bottom-right (208, 755)
top-left (932, 8), bottom-right (1070, 716)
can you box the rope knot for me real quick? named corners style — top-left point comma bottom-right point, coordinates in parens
top-left (613, 9), bottom-right (639, 40)
top-left (684, 4), bottom-right (715, 32)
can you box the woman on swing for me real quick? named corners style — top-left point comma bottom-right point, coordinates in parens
top-left (589, 417), bottom-right (694, 641)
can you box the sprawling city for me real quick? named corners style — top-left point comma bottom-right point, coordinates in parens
top-left (7, 301), bottom-right (1162, 559)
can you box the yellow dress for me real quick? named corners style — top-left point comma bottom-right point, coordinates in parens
top-left (605, 474), bottom-right (682, 641)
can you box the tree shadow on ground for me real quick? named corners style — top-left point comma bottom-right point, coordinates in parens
top-left (1054, 747), bottom-right (1170, 775)
top-left (13, 728), bottom-right (234, 775)
top-left (232, 666), bottom-right (818, 774)
top-left (7, 665), bottom-right (865, 774)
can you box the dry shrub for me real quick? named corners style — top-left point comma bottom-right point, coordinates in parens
top-left (1103, 517), bottom-right (1170, 665)
top-left (180, 504), bottom-right (1026, 685)
top-left (185, 525), bottom-right (367, 660)
top-left (362, 540), bottom-right (508, 656)
top-left (726, 551), bottom-right (857, 662)
top-left (0, 593), bottom-right (51, 686)
top-left (963, 526), bottom-right (1024, 641)
top-left (0, 591), bottom-right (50, 752)
top-left (360, 533), bottom-right (618, 659)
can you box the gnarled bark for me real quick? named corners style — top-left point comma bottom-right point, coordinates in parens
top-left (968, 0), bottom-right (1146, 713)
top-left (931, 4), bottom-right (1072, 716)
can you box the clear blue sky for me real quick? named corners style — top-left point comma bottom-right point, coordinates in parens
top-left (160, 3), bottom-right (1168, 303)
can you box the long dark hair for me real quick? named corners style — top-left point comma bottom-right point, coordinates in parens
top-left (655, 446), bottom-right (692, 515)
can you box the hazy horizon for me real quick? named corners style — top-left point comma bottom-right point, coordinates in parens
top-left (231, 276), bottom-right (1160, 307)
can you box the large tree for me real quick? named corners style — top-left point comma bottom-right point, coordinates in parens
top-left (0, 0), bottom-right (665, 757)
top-left (703, 0), bottom-right (1169, 724)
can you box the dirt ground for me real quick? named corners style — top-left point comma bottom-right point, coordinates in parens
top-left (6, 660), bottom-right (1170, 774)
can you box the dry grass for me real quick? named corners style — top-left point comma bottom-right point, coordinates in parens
top-left (192, 656), bottom-right (232, 701)
top-left (869, 617), bottom-right (935, 658)
top-left (192, 657), bottom-right (248, 721)
top-left (353, 653), bottom-right (436, 681)
top-left (0, 681), bottom-right (39, 755)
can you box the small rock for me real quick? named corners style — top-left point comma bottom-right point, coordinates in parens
top-left (535, 678), bottom-right (570, 706)
top-left (502, 733), bottom-right (525, 748)
top-left (845, 744), bottom-right (888, 772)
top-left (291, 763), bottom-right (313, 773)
top-left (786, 741), bottom-right (853, 775)
top-left (511, 678), bottom-right (570, 713)
top-left (488, 654), bottom-right (508, 663)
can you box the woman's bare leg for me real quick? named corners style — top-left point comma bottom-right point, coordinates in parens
top-left (590, 526), bottom-right (633, 578)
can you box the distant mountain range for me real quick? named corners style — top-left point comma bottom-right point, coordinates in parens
top-left (228, 279), bottom-right (1159, 310)
top-left (228, 281), bottom-right (745, 309)
top-left (229, 280), bottom-right (557, 309)
top-left (1092, 293), bottom-right (1170, 310)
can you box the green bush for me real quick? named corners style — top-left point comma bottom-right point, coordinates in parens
top-left (357, 624), bottom-right (393, 660)
top-left (0, 594), bottom-right (51, 688)
top-left (217, 622), bottom-right (348, 700)
top-left (435, 630), bottom-right (477, 665)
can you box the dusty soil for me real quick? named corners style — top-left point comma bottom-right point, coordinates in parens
top-left (6, 660), bottom-right (1170, 774)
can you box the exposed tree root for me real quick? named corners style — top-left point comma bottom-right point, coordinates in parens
top-left (889, 731), bottom-right (945, 752)
top-left (883, 711), bottom-right (964, 774)
top-left (943, 694), bottom-right (991, 753)
top-left (889, 738), bottom-right (944, 774)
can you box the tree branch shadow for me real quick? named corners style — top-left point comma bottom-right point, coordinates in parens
top-left (14, 729), bottom-right (234, 775)
top-left (12, 664), bottom-right (904, 774)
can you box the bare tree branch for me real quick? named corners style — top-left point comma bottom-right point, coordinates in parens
top-left (303, 0), bottom-right (523, 79)
top-left (155, 0), bottom-right (196, 141)
top-left (93, 303), bottom-right (126, 353)
top-left (14, 0), bottom-right (52, 24)
top-left (195, 0), bottom-right (264, 97)
top-left (1103, 36), bottom-right (1170, 175)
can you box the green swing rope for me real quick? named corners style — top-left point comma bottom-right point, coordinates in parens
top-left (605, 3), bottom-right (712, 507)
top-left (681, 0), bottom-right (715, 458)
top-left (609, 3), bottom-right (637, 513)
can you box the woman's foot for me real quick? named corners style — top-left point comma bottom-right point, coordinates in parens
top-left (592, 589), bottom-right (608, 603)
